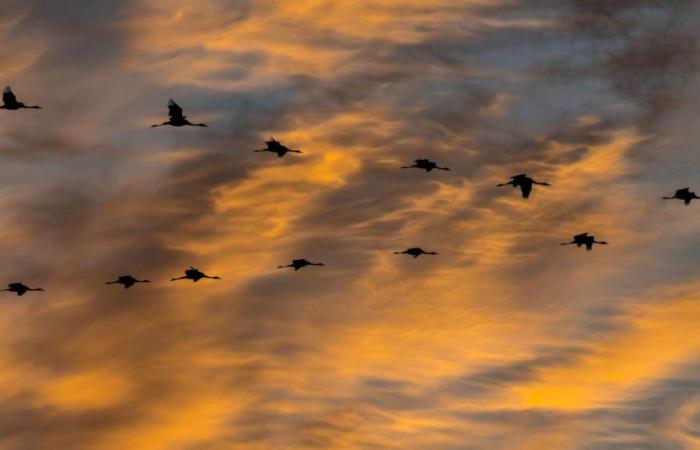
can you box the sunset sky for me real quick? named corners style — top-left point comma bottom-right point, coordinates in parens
top-left (1, 1), bottom-right (700, 449)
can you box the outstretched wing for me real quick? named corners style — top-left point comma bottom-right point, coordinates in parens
top-left (2, 86), bottom-right (17, 106)
top-left (520, 182), bottom-right (532, 199)
top-left (167, 99), bottom-right (184, 120)
top-left (676, 188), bottom-right (691, 196)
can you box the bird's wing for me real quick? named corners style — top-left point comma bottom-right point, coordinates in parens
top-left (2, 86), bottom-right (16, 105)
top-left (677, 188), bottom-right (691, 195)
top-left (167, 99), bottom-right (184, 120)
top-left (520, 182), bottom-right (532, 198)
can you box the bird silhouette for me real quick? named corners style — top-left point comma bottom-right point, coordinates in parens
top-left (1, 87), bottom-right (41, 110)
top-left (170, 266), bottom-right (221, 282)
top-left (106, 275), bottom-right (151, 289)
top-left (497, 174), bottom-right (551, 199)
top-left (278, 259), bottom-right (325, 271)
top-left (394, 247), bottom-right (439, 258)
top-left (663, 188), bottom-right (700, 205)
top-left (1, 282), bottom-right (44, 296)
top-left (560, 233), bottom-right (608, 251)
top-left (401, 159), bottom-right (450, 172)
top-left (254, 138), bottom-right (302, 157)
top-left (151, 99), bottom-right (207, 128)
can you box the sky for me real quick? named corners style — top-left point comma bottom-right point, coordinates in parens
top-left (1, 0), bottom-right (700, 449)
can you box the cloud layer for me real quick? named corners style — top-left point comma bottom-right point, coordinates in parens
top-left (1, 1), bottom-right (700, 448)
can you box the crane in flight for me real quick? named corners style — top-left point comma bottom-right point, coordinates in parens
top-left (560, 233), bottom-right (608, 251)
top-left (255, 138), bottom-right (302, 157)
top-left (1, 282), bottom-right (44, 296)
top-left (401, 159), bottom-right (450, 172)
top-left (106, 275), bottom-right (151, 289)
top-left (151, 99), bottom-right (207, 128)
top-left (663, 188), bottom-right (700, 205)
top-left (277, 259), bottom-right (325, 271)
top-left (394, 247), bottom-right (439, 258)
top-left (170, 267), bottom-right (221, 282)
top-left (497, 174), bottom-right (551, 199)
top-left (0, 86), bottom-right (41, 110)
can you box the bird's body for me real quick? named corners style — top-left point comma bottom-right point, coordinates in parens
top-left (278, 259), bottom-right (325, 271)
top-left (394, 247), bottom-right (439, 258)
top-left (151, 100), bottom-right (207, 128)
top-left (497, 174), bottom-right (551, 199)
top-left (561, 233), bottom-right (608, 251)
top-left (1, 282), bottom-right (44, 296)
top-left (106, 275), bottom-right (151, 289)
top-left (0, 87), bottom-right (41, 110)
top-left (401, 159), bottom-right (450, 172)
top-left (170, 267), bottom-right (221, 282)
top-left (663, 188), bottom-right (700, 205)
top-left (254, 138), bottom-right (302, 157)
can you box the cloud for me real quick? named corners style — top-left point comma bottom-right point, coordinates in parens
top-left (1, 0), bottom-right (700, 449)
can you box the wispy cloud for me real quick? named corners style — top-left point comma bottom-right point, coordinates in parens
top-left (1, 0), bottom-right (699, 448)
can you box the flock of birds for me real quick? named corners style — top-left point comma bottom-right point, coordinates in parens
top-left (0, 86), bottom-right (695, 295)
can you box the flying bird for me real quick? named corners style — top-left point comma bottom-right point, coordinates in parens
top-left (1, 86), bottom-right (41, 110)
top-left (151, 99), bottom-right (207, 128)
top-left (401, 159), bottom-right (450, 172)
top-left (663, 188), bottom-right (700, 205)
top-left (277, 259), bottom-right (325, 271)
top-left (497, 174), bottom-right (551, 199)
top-left (394, 247), bottom-right (439, 258)
top-left (560, 233), bottom-right (608, 251)
top-left (254, 138), bottom-right (302, 157)
top-left (1, 282), bottom-right (44, 296)
top-left (170, 267), bottom-right (221, 282)
top-left (106, 275), bottom-right (151, 289)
